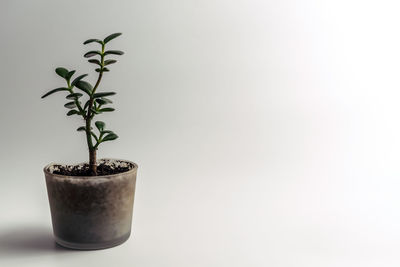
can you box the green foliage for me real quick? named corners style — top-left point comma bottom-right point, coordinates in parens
top-left (91, 131), bottom-right (99, 142)
top-left (104, 59), bottom-right (117, 66)
top-left (67, 110), bottom-right (80, 116)
top-left (83, 39), bottom-right (102, 45)
top-left (93, 92), bottom-right (116, 98)
top-left (41, 87), bottom-right (69, 98)
top-left (41, 33), bottom-right (124, 175)
top-left (99, 107), bottom-right (115, 112)
top-left (102, 133), bottom-right (118, 142)
top-left (95, 121), bottom-right (105, 132)
top-left (71, 74), bottom-right (88, 86)
top-left (104, 50), bottom-right (124, 56)
top-left (55, 67), bottom-right (69, 79)
top-left (66, 93), bottom-right (83, 99)
top-left (93, 120), bottom-right (118, 148)
top-left (95, 98), bottom-right (112, 105)
top-left (65, 70), bottom-right (76, 82)
top-left (95, 67), bottom-right (110, 72)
top-left (84, 50), bottom-right (102, 58)
top-left (64, 101), bottom-right (77, 109)
top-left (104, 33), bottom-right (122, 44)
top-left (88, 59), bottom-right (102, 66)
top-left (75, 80), bottom-right (93, 96)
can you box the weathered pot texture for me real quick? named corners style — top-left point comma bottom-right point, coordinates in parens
top-left (44, 159), bottom-right (138, 250)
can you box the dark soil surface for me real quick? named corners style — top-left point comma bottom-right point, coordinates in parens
top-left (52, 161), bottom-right (134, 176)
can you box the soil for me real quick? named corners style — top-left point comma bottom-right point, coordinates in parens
top-left (50, 159), bottom-right (134, 176)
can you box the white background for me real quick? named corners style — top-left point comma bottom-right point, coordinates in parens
top-left (1, 0), bottom-right (400, 266)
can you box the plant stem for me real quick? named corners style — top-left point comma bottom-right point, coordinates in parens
top-left (86, 44), bottom-right (105, 175)
top-left (67, 81), bottom-right (85, 119)
top-left (86, 114), bottom-right (96, 175)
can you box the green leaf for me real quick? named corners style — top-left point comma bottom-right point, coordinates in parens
top-left (102, 130), bottom-right (114, 134)
top-left (104, 50), bottom-right (124, 56)
top-left (91, 131), bottom-right (99, 142)
top-left (95, 67), bottom-right (109, 72)
top-left (104, 59), bottom-right (117, 66)
top-left (84, 50), bottom-right (102, 58)
top-left (66, 93), bottom-right (83, 99)
top-left (102, 97), bottom-right (113, 104)
top-left (90, 108), bottom-right (100, 114)
top-left (71, 74), bottom-right (88, 86)
top-left (83, 38), bottom-right (103, 45)
top-left (64, 101), bottom-right (77, 109)
top-left (77, 126), bottom-right (86, 131)
top-left (99, 107), bottom-right (115, 112)
top-left (67, 110), bottom-right (79, 116)
top-left (95, 98), bottom-right (112, 105)
top-left (88, 59), bottom-right (102, 66)
top-left (41, 87), bottom-right (69, 98)
top-left (95, 98), bottom-right (105, 105)
top-left (75, 80), bottom-right (93, 95)
top-left (55, 67), bottom-right (69, 79)
top-left (103, 33), bottom-right (122, 44)
top-left (102, 133), bottom-right (118, 142)
top-left (65, 70), bottom-right (76, 81)
top-left (95, 121), bottom-right (105, 132)
top-left (93, 92), bottom-right (116, 98)
top-left (84, 100), bottom-right (91, 110)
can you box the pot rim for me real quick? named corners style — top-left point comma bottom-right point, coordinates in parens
top-left (43, 158), bottom-right (138, 179)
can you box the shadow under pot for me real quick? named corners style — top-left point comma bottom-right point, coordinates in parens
top-left (43, 158), bottom-right (138, 250)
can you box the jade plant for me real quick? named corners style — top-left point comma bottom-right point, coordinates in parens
top-left (41, 33), bottom-right (124, 175)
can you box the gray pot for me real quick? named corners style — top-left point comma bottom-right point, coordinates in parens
top-left (44, 159), bottom-right (138, 250)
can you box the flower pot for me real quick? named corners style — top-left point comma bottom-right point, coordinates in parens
top-left (44, 158), bottom-right (138, 250)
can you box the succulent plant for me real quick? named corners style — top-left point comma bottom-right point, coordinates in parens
top-left (42, 33), bottom-right (124, 175)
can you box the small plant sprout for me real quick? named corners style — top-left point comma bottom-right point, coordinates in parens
top-left (42, 33), bottom-right (124, 175)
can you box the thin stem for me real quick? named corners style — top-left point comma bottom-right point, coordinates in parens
top-left (67, 80), bottom-right (86, 119)
top-left (86, 42), bottom-right (106, 175)
top-left (93, 131), bottom-right (105, 149)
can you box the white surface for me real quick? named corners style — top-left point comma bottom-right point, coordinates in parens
top-left (1, 0), bottom-right (400, 266)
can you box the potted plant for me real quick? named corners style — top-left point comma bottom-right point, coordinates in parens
top-left (41, 33), bottom-right (138, 250)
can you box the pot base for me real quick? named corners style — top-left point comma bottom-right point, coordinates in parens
top-left (54, 232), bottom-right (131, 250)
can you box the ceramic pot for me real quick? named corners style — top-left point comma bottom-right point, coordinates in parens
top-left (44, 159), bottom-right (138, 250)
